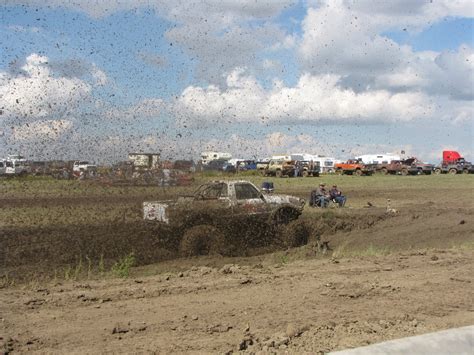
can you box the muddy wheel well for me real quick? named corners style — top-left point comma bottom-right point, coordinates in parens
top-left (270, 206), bottom-right (300, 226)
top-left (179, 224), bottom-right (226, 257)
top-left (281, 220), bottom-right (313, 248)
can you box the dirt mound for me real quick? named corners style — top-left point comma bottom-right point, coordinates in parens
top-left (179, 225), bottom-right (226, 257)
top-left (0, 208), bottom-right (397, 281)
top-left (0, 222), bottom-right (179, 278)
top-left (327, 207), bottom-right (474, 253)
top-left (2, 202), bottom-right (472, 283)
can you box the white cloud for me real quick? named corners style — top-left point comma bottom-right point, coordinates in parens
top-left (262, 59), bottom-right (281, 70)
top-left (173, 68), bottom-right (432, 125)
top-left (299, 1), bottom-right (474, 100)
top-left (269, 34), bottom-right (297, 51)
top-left (0, 54), bottom-right (91, 120)
top-left (5, 1), bottom-right (295, 84)
top-left (104, 98), bottom-right (164, 121)
top-left (307, 0), bottom-right (474, 31)
top-left (166, 22), bottom-right (289, 83)
top-left (6, 0), bottom-right (295, 20)
top-left (7, 24), bottom-right (42, 33)
top-left (91, 66), bottom-right (108, 86)
top-left (11, 119), bottom-right (73, 140)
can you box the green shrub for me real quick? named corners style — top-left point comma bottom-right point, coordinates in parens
top-left (111, 253), bottom-right (136, 278)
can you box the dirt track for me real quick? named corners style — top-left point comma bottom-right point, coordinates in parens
top-left (1, 176), bottom-right (473, 353)
top-left (1, 248), bottom-right (473, 354)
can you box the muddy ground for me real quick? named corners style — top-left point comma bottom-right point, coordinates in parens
top-left (1, 249), bottom-right (473, 354)
top-left (0, 175), bottom-right (473, 353)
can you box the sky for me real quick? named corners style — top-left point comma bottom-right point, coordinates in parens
top-left (0, 0), bottom-right (473, 163)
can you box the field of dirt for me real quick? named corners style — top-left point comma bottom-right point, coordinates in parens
top-left (1, 174), bottom-right (473, 353)
top-left (1, 249), bottom-right (473, 353)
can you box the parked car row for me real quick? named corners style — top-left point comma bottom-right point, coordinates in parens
top-left (201, 150), bottom-right (473, 177)
top-left (0, 155), bottom-right (31, 177)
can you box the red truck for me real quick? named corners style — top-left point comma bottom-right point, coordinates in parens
top-left (334, 159), bottom-right (375, 176)
top-left (434, 151), bottom-right (474, 175)
top-left (378, 157), bottom-right (434, 175)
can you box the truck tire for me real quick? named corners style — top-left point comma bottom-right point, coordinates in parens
top-left (302, 170), bottom-right (309, 177)
top-left (434, 168), bottom-right (442, 175)
top-left (276, 170), bottom-right (283, 178)
top-left (271, 207), bottom-right (299, 226)
top-left (354, 169), bottom-right (363, 176)
top-left (463, 169), bottom-right (469, 174)
top-left (381, 167), bottom-right (388, 175)
top-left (179, 225), bottom-right (226, 257)
top-left (401, 168), bottom-right (409, 176)
top-left (335, 169), bottom-right (343, 175)
top-left (448, 168), bottom-right (457, 175)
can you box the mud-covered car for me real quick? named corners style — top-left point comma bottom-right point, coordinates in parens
top-left (143, 180), bottom-right (305, 255)
top-left (300, 160), bottom-right (320, 177)
top-left (263, 159), bottom-right (296, 177)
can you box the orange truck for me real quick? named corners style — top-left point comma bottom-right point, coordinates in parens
top-left (334, 159), bottom-right (375, 176)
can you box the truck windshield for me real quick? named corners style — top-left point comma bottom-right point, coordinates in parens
top-left (235, 183), bottom-right (260, 200)
top-left (195, 183), bottom-right (228, 199)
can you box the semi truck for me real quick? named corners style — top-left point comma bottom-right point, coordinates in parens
top-left (434, 151), bottom-right (473, 175)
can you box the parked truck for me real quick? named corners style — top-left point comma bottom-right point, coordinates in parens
top-left (299, 161), bottom-right (320, 177)
top-left (434, 151), bottom-right (474, 175)
top-left (143, 180), bottom-right (305, 256)
top-left (263, 159), bottom-right (296, 177)
top-left (72, 161), bottom-right (97, 177)
top-left (334, 159), bottom-right (375, 176)
top-left (4, 155), bottom-right (31, 177)
top-left (378, 158), bottom-right (433, 175)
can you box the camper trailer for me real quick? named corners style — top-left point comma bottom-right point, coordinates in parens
top-left (356, 154), bottom-right (402, 165)
top-left (128, 153), bottom-right (160, 170)
top-left (200, 151), bottom-right (232, 165)
top-left (5, 155), bottom-right (31, 176)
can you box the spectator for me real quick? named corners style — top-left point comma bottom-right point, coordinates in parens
top-left (294, 160), bottom-right (300, 177)
top-left (330, 184), bottom-right (346, 207)
top-left (310, 182), bottom-right (330, 207)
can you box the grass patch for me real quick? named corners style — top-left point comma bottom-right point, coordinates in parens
top-left (332, 241), bottom-right (391, 258)
top-left (452, 240), bottom-right (474, 251)
top-left (1, 174), bottom-right (473, 229)
top-left (111, 253), bottom-right (136, 278)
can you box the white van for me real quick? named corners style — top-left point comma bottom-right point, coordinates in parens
top-left (5, 155), bottom-right (31, 176)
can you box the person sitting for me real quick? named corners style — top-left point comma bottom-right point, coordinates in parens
top-left (310, 182), bottom-right (330, 208)
top-left (329, 184), bottom-right (346, 207)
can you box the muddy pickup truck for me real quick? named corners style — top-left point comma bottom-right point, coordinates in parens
top-left (143, 180), bottom-right (305, 256)
top-left (378, 158), bottom-right (433, 175)
top-left (263, 159), bottom-right (296, 177)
